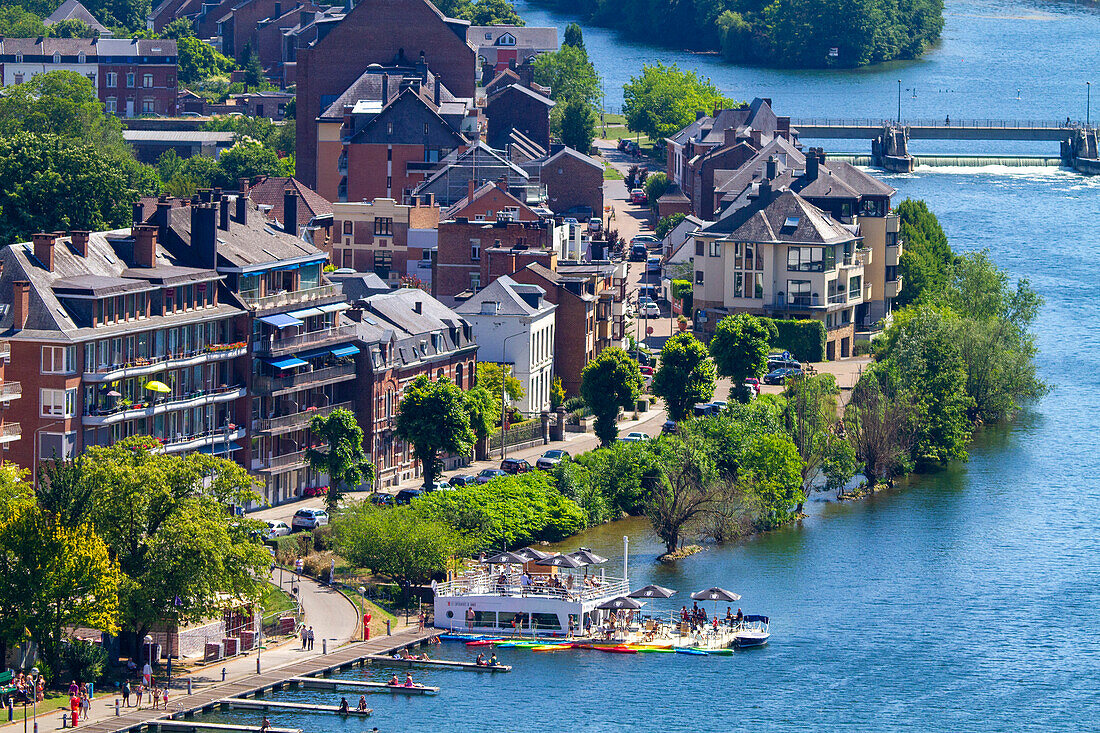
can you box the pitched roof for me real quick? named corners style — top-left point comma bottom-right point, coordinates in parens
top-left (44, 0), bottom-right (111, 34)
top-left (487, 82), bottom-right (554, 108)
top-left (320, 66), bottom-right (461, 120)
top-left (417, 140), bottom-right (529, 193)
top-left (248, 176), bottom-right (334, 229)
top-left (329, 271), bottom-right (391, 301)
top-left (467, 25), bottom-right (558, 50)
top-left (364, 287), bottom-right (469, 336)
top-left (701, 189), bottom-right (858, 245)
top-left (542, 145), bottom-right (601, 170)
top-left (454, 275), bottom-right (553, 317)
top-left (442, 180), bottom-right (532, 220)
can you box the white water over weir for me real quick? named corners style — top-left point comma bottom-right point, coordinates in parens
top-left (831, 153), bottom-right (1066, 167)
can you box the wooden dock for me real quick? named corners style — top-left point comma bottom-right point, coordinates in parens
top-left (148, 721), bottom-right (301, 733)
top-left (289, 677), bottom-right (439, 695)
top-left (215, 699), bottom-right (370, 716)
top-left (365, 655), bottom-right (511, 672)
top-left (80, 628), bottom-right (440, 733)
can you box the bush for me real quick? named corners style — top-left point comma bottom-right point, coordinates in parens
top-left (853, 340), bottom-right (873, 356)
top-left (562, 396), bottom-right (586, 412)
top-left (312, 525), bottom-right (333, 552)
top-left (302, 551), bottom-right (335, 582)
top-left (62, 641), bottom-right (106, 683)
top-left (573, 441), bottom-right (662, 515)
top-left (761, 318), bottom-right (827, 362)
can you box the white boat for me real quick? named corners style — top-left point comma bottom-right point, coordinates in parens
top-left (732, 615), bottom-right (770, 648)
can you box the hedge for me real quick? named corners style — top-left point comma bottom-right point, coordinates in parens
top-left (671, 279), bottom-right (693, 315)
top-left (761, 318), bottom-right (826, 362)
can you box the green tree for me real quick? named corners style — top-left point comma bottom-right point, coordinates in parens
top-left (178, 36), bottom-right (234, 84)
top-left (844, 363), bottom-right (914, 486)
top-left (656, 212), bottom-right (685, 239)
top-left (580, 347), bottom-right (645, 446)
top-left (781, 373), bottom-right (842, 506)
top-left (709, 313), bottom-right (770, 388)
top-left (651, 332), bottom-right (715, 421)
top-left (306, 408), bottom-right (374, 511)
top-left (46, 18), bottom-right (96, 37)
top-left (477, 361), bottom-right (525, 403)
top-left (738, 433), bottom-right (804, 529)
top-left (161, 17), bottom-right (196, 39)
top-left (460, 0), bottom-right (524, 25)
top-left (644, 172), bottom-right (669, 210)
top-left (646, 433), bottom-right (722, 553)
top-left (563, 22), bottom-right (585, 50)
top-left (559, 97), bottom-right (596, 152)
top-left (623, 63), bottom-right (739, 140)
top-left (549, 376), bottom-right (565, 409)
top-left (396, 375), bottom-right (476, 488)
top-left (895, 198), bottom-right (954, 308)
top-left (35, 456), bottom-right (94, 527)
top-left (0, 5), bottom-right (46, 36)
top-left (216, 140), bottom-right (283, 187)
top-left (238, 42), bottom-right (264, 88)
top-left (574, 440), bottom-right (662, 515)
top-left (533, 44), bottom-right (601, 107)
top-left (553, 460), bottom-right (611, 525)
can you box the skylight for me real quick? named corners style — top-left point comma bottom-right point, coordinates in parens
top-left (783, 216), bottom-right (800, 228)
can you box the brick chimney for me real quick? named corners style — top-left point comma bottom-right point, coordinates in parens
top-left (238, 178), bottom-right (250, 196)
top-left (806, 147), bottom-right (820, 179)
top-left (219, 196), bottom-right (230, 231)
top-left (191, 204), bottom-right (218, 269)
top-left (765, 155), bottom-right (778, 180)
top-left (199, 188), bottom-right (213, 203)
top-left (381, 73), bottom-right (389, 102)
top-left (70, 230), bottom-right (90, 257)
top-left (723, 127), bottom-right (738, 147)
top-left (32, 232), bottom-right (56, 271)
top-left (132, 224), bottom-right (158, 267)
top-left (133, 201), bottom-right (147, 225)
top-left (12, 281), bottom-right (30, 330)
top-left (283, 189), bottom-right (299, 235)
top-left (467, 178), bottom-right (476, 201)
top-left (235, 194), bottom-right (249, 225)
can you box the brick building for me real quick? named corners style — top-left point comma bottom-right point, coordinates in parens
top-left (433, 218), bottom-right (556, 304)
top-left (485, 83), bottom-right (553, 154)
top-left (330, 196), bottom-right (440, 284)
top-left (295, 0), bottom-right (478, 190)
top-left (413, 141), bottom-right (539, 208)
top-left (521, 146), bottom-right (604, 218)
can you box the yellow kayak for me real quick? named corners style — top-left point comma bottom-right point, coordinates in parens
top-left (532, 644), bottom-right (574, 651)
top-left (627, 644), bottom-right (675, 653)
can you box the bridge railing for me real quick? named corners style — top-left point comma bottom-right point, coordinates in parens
top-left (792, 118), bottom-right (1091, 130)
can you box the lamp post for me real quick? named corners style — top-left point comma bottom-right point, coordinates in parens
top-left (30, 667), bottom-right (38, 733)
top-left (897, 79), bottom-right (902, 124)
top-left (358, 586), bottom-right (368, 640)
top-left (1088, 81), bottom-right (1092, 127)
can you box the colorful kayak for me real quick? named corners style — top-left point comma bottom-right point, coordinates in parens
top-left (594, 645), bottom-right (637, 654)
top-left (532, 644), bottom-right (573, 651)
top-left (440, 633), bottom-right (493, 642)
top-left (676, 647), bottom-right (708, 655)
top-left (465, 639), bottom-right (503, 647)
top-left (627, 645), bottom-right (675, 653)
top-left (694, 647), bottom-right (733, 656)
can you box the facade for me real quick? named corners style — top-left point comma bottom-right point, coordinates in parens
top-left (295, 0), bottom-right (478, 190)
top-left (466, 25), bottom-right (557, 74)
top-left (510, 263), bottom-right (593, 397)
top-left (349, 288), bottom-right (477, 487)
top-left (456, 276), bottom-right (555, 417)
top-left (330, 196), bottom-right (440, 284)
top-left (434, 218), bottom-right (557, 304)
top-left (522, 146), bottom-right (605, 217)
top-left (414, 141), bottom-right (538, 209)
top-left (245, 176), bottom-right (336, 254)
top-left (691, 181), bottom-right (865, 360)
top-left (0, 37), bottom-right (178, 117)
top-left (485, 83), bottom-right (554, 154)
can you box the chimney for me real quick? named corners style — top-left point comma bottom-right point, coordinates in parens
top-left (416, 51), bottom-right (427, 81)
top-left (191, 203), bottom-right (218, 268)
top-left (413, 300), bottom-right (422, 314)
top-left (132, 224), bottom-right (158, 268)
top-left (70, 230), bottom-right (89, 257)
top-left (273, 1), bottom-right (281, 15)
top-left (238, 178), bottom-right (250, 196)
top-left (32, 232), bottom-right (56, 271)
top-left (219, 196), bottom-right (230, 230)
top-left (132, 201), bottom-right (146, 225)
top-left (723, 127), bottom-right (737, 147)
top-left (467, 178), bottom-right (476, 201)
top-left (199, 188), bottom-right (213, 204)
top-left (381, 73), bottom-right (388, 102)
top-left (11, 281), bottom-right (30, 331)
top-left (434, 79), bottom-right (440, 106)
top-left (765, 155), bottom-right (778, 181)
top-left (806, 148), bottom-right (819, 179)
top-left (496, 176), bottom-right (507, 193)
top-left (696, 110), bottom-right (705, 120)
top-left (235, 194), bottom-right (248, 225)
top-left (284, 189), bottom-right (299, 235)
top-left (751, 129), bottom-right (762, 147)
top-left (344, 307), bottom-right (363, 323)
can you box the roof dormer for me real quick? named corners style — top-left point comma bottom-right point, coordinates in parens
top-left (496, 32), bottom-right (516, 46)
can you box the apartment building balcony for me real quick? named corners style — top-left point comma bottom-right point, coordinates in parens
top-left (885, 244), bottom-right (901, 267)
top-left (253, 325), bottom-right (358, 357)
top-left (864, 282), bottom-right (874, 302)
top-left (766, 295), bottom-right (827, 311)
top-left (254, 401), bottom-right (354, 436)
top-left (254, 448), bottom-right (310, 474)
top-left (840, 251), bottom-right (869, 271)
top-left (253, 363), bottom-right (357, 396)
top-left (0, 343), bottom-right (9, 360)
top-left (885, 277), bottom-right (903, 299)
top-left (83, 343), bottom-right (248, 383)
top-left (0, 381), bottom-right (21, 402)
top-left (0, 422), bottom-right (20, 444)
top-left (886, 213), bottom-right (900, 233)
top-left (406, 160), bottom-right (439, 174)
top-left (244, 284), bottom-right (344, 313)
top-left (82, 384), bottom-right (247, 426)
top-left (161, 426), bottom-right (247, 455)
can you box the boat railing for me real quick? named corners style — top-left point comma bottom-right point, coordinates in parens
top-left (434, 573), bottom-right (628, 602)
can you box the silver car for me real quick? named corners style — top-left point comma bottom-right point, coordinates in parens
top-left (291, 508), bottom-right (329, 532)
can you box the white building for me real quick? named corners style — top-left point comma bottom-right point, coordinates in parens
top-left (456, 275), bottom-right (556, 417)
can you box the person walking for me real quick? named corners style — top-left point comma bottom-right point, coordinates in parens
top-left (307, 626), bottom-right (314, 651)
top-left (301, 625), bottom-right (308, 650)
top-left (122, 680), bottom-right (131, 707)
top-left (135, 683), bottom-right (143, 710)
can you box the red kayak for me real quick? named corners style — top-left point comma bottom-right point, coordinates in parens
top-left (594, 645), bottom-right (636, 654)
top-left (465, 639), bottom-right (503, 647)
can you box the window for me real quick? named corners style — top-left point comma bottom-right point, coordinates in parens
top-left (13, 73), bottom-right (23, 85)
top-left (142, 99), bottom-right (155, 114)
top-left (470, 239), bottom-right (480, 261)
top-left (53, 52), bottom-right (61, 63)
top-left (343, 220), bottom-right (353, 235)
top-left (786, 280), bottom-right (812, 305)
top-left (14, 53), bottom-right (21, 63)
top-left (106, 72), bottom-right (117, 87)
top-left (77, 52), bottom-right (86, 63)
top-left (387, 121), bottom-right (393, 135)
top-left (143, 74), bottom-right (153, 88)
top-left (849, 275), bottom-right (862, 298)
top-left (787, 246), bottom-right (825, 273)
top-left (424, 123), bottom-right (429, 135)
top-left (470, 273), bottom-right (480, 290)
top-left (374, 250), bottom-right (392, 278)
top-left (41, 388), bottom-right (77, 418)
top-left (126, 73), bottom-right (135, 87)
top-left (695, 240), bottom-right (704, 256)
top-left (694, 270), bottom-right (704, 285)
top-left (709, 241), bottom-right (721, 257)
top-left (39, 432), bottom-right (76, 461)
top-left (41, 346), bottom-right (75, 374)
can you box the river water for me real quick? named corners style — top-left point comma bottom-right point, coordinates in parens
top-left (204, 2), bottom-right (1099, 730)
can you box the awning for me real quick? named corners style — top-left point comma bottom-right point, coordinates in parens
top-left (318, 302), bottom-right (348, 313)
top-left (331, 344), bottom-right (360, 357)
top-left (258, 313), bottom-right (303, 329)
top-left (265, 355), bottom-right (308, 370)
top-left (288, 307), bottom-right (324, 319)
top-left (197, 441), bottom-right (242, 455)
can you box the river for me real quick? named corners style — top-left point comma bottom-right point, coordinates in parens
top-left (204, 2), bottom-right (1099, 730)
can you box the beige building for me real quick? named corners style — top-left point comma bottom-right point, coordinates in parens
top-left (331, 196), bottom-right (440, 287)
top-left (692, 183), bottom-right (867, 360)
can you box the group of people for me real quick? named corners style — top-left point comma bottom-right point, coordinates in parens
top-left (5, 672), bottom-right (44, 704)
top-left (299, 625), bottom-right (316, 650)
top-left (120, 677), bottom-right (170, 710)
top-left (679, 603), bottom-right (710, 632)
top-left (386, 672), bottom-right (421, 688)
top-left (336, 695), bottom-right (371, 712)
top-left (473, 653), bottom-right (499, 667)
top-left (395, 647), bottom-right (430, 662)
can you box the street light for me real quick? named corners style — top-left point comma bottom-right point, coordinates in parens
top-left (897, 79), bottom-right (902, 125)
top-left (30, 667), bottom-right (38, 733)
top-left (499, 331), bottom-right (526, 460)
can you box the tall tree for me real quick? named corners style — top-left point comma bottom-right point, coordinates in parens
top-left (533, 44), bottom-right (601, 106)
top-left (709, 313), bottom-right (770, 388)
top-left (895, 198), bottom-right (954, 308)
top-left (35, 455), bottom-right (94, 527)
top-left (563, 22), bottom-right (585, 50)
top-left (650, 331), bottom-right (716, 421)
top-left (646, 434), bottom-right (722, 554)
top-left (177, 36), bottom-right (233, 84)
top-left (737, 433), bottom-right (804, 529)
top-left (622, 63), bottom-right (740, 140)
top-left (306, 407), bottom-right (374, 511)
top-left (844, 363), bottom-right (914, 486)
top-left (580, 348), bottom-right (645, 446)
top-left (238, 42), bottom-right (264, 88)
top-left (461, 0), bottom-right (524, 25)
top-left (560, 97), bottom-right (597, 152)
top-left (46, 18), bottom-right (96, 37)
top-left (476, 361), bottom-right (525, 403)
top-left (0, 6), bottom-right (46, 37)
top-left (396, 375), bottom-right (476, 488)
top-left (781, 373), bottom-right (842, 508)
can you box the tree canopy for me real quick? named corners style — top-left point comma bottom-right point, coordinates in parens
top-left (650, 332), bottom-right (716, 421)
top-left (623, 63), bottom-right (739, 140)
top-left (307, 408), bottom-right (374, 511)
top-left (533, 44), bottom-right (601, 107)
top-left (580, 347), bottom-right (645, 446)
top-left (560, 97), bottom-right (597, 153)
top-left (396, 375), bottom-right (476, 487)
top-left (709, 313), bottom-right (770, 387)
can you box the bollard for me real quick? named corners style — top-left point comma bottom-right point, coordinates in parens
top-left (61, 713), bottom-right (68, 729)
top-left (187, 678), bottom-right (193, 696)
top-left (322, 638), bottom-right (327, 655)
top-left (7, 699), bottom-right (12, 722)
top-left (386, 619), bottom-right (391, 636)
top-left (221, 668), bottom-right (227, 682)
top-left (87, 683), bottom-right (93, 700)
top-left (115, 699), bottom-right (120, 716)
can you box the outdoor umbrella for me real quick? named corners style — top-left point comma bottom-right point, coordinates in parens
top-left (480, 551), bottom-right (528, 565)
top-left (535, 553), bottom-right (586, 569)
top-left (567, 548), bottom-right (608, 565)
top-left (691, 587), bottom-right (741, 624)
top-left (595, 596), bottom-right (645, 611)
top-left (144, 380), bottom-right (172, 393)
top-left (106, 389), bottom-right (122, 397)
top-left (627, 584), bottom-right (677, 599)
top-left (514, 547), bottom-right (553, 562)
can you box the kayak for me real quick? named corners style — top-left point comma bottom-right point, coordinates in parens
top-left (696, 647), bottom-right (733, 656)
top-left (627, 645), bottom-right (674, 653)
top-left (594, 645), bottom-right (637, 654)
top-left (675, 648), bottom-right (708, 656)
top-left (465, 639), bottom-right (503, 647)
top-left (440, 633), bottom-right (491, 642)
top-left (532, 644), bottom-right (573, 651)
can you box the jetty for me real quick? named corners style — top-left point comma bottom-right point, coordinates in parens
top-left (215, 699), bottom-right (371, 716)
top-left (365, 654), bottom-right (511, 672)
top-left (148, 722), bottom-right (301, 733)
top-left (289, 676), bottom-right (439, 694)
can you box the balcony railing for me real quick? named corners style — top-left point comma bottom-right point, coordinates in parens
top-left (253, 363), bottom-right (356, 394)
top-left (0, 381), bottom-right (22, 401)
top-left (255, 401), bottom-right (353, 434)
top-left (885, 244), bottom-right (900, 267)
top-left (82, 384), bottom-right (246, 426)
top-left (160, 427), bottom-right (246, 454)
top-left (768, 295), bottom-right (824, 309)
top-left (0, 422), bottom-right (21, 442)
top-left (83, 343), bottom-right (248, 382)
top-left (256, 448), bottom-right (312, 473)
top-left (0, 343), bottom-right (9, 360)
top-left (255, 325), bottom-right (358, 356)
top-left (243, 284), bottom-right (341, 311)
top-left (828, 293), bottom-right (848, 305)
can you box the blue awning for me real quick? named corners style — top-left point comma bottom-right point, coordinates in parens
top-left (295, 347), bottom-right (329, 360)
top-left (331, 344), bottom-right (361, 358)
top-left (265, 355), bottom-right (308, 370)
top-left (198, 441), bottom-right (242, 455)
top-left (288, 307), bottom-right (324, 319)
top-left (258, 313), bottom-right (304, 329)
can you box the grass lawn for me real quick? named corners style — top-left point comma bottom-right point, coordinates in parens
top-left (603, 164), bottom-right (623, 180)
top-left (336, 584), bottom-right (402, 636)
top-left (601, 113), bottom-right (626, 125)
top-left (261, 583), bottom-right (298, 617)
top-left (600, 125), bottom-right (651, 145)
top-left (9, 692), bottom-right (70, 723)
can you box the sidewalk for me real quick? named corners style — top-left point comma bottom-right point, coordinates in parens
top-left (2, 571), bottom-right (367, 733)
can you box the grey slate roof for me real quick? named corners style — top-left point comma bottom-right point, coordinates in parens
top-left (454, 275), bottom-right (551, 317)
top-left (44, 0), bottom-right (111, 35)
top-left (467, 25), bottom-right (558, 50)
top-left (320, 66), bottom-right (462, 120)
top-left (330, 272), bottom-right (391, 302)
top-left (701, 189), bottom-right (859, 245)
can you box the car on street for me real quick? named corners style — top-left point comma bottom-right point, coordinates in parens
top-left (646, 255), bottom-right (662, 273)
top-left (626, 432), bottom-right (649, 441)
top-left (629, 349), bottom-right (653, 366)
top-left (369, 492), bottom-right (395, 507)
top-left (588, 217), bottom-right (603, 233)
top-left (264, 520), bottom-right (291, 539)
top-left (424, 480), bottom-right (452, 491)
top-left (639, 302), bottom-right (661, 318)
top-left (476, 468), bottom-right (508, 484)
top-left (618, 434), bottom-right (642, 443)
top-left (639, 364), bottom-right (654, 376)
top-left (394, 488), bottom-right (423, 505)
top-left (693, 403), bottom-right (721, 417)
top-left (662, 420), bottom-right (678, 434)
top-left (630, 188), bottom-right (647, 205)
top-left (629, 244), bottom-right (648, 262)
top-left (501, 457), bottom-right (533, 474)
top-left (536, 449), bottom-right (571, 470)
top-left (763, 367), bottom-right (803, 385)
top-left (291, 508), bottom-right (329, 532)
top-left (632, 234), bottom-right (660, 246)
top-left (449, 474), bottom-right (477, 487)
top-left (637, 284), bottom-right (659, 301)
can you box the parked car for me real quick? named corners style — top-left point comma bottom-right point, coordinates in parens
top-left (637, 284), bottom-right (659, 301)
top-left (424, 480), bottom-right (452, 492)
top-left (629, 349), bottom-right (654, 366)
top-left (500, 458), bottom-right (532, 474)
top-left (646, 255), bottom-right (662, 273)
top-left (291, 508), bottom-right (329, 532)
top-left (629, 244), bottom-right (648, 262)
top-left (711, 400), bottom-right (728, 411)
top-left (449, 474), bottom-right (477, 487)
top-left (626, 432), bottom-right (649, 441)
top-left (763, 367), bottom-right (803, 385)
top-left (264, 520), bottom-right (291, 539)
top-left (662, 420), bottom-right (678, 434)
top-left (369, 492), bottom-right (395, 507)
top-left (639, 364), bottom-right (654, 376)
top-left (394, 488), bottom-right (423, 505)
top-left (693, 403), bottom-right (721, 417)
top-left (476, 468), bottom-right (507, 484)
top-left (639, 302), bottom-right (661, 318)
top-left (536, 449), bottom-right (571, 470)
top-left (630, 188), bottom-right (647, 205)
top-left (618, 434), bottom-right (642, 443)
top-left (632, 235), bottom-right (660, 246)
top-left (588, 217), bottom-right (603, 233)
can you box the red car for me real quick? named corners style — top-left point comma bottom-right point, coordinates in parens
top-left (639, 365), bottom-right (654, 376)
top-left (630, 188), bottom-right (647, 205)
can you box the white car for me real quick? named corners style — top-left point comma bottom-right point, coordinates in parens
top-left (626, 432), bottom-right (650, 442)
top-left (264, 520), bottom-right (291, 538)
top-left (640, 302), bottom-right (661, 318)
top-left (291, 508), bottom-right (329, 532)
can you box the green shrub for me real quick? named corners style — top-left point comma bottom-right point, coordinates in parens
top-left (761, 318), bottom-right (826, 362)
top-left (853, 340), bottom-right (873, 356)
top-left (671, 279), bottom-right (693, 315)
top-left (573, 441), bottom-right (662, 515)
top-left (312, 525), bottom-right (333, 552)
top-left (562, 396), bottom-right (586, 412)
top-left (62, 640), bottom-right (106, 682)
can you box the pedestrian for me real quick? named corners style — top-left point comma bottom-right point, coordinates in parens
top-left (153, 685), bottom-right (162, 710)
top-left (307, 626), bottom-right (314, 650)
top-left (142, 661), bottom-right (152, 687)
top-left (417, 610), bottom-right (424, 631)
top-left (301, 625), bottom-right (308, 650)
top-left (260, 716), bottom-right (271, 732)
top-left (162, 685), bottom-right (169, 710)
top-left (122, 680), bottom-right (131, 707)
top-left (135, 683), bottom-right (143, 709)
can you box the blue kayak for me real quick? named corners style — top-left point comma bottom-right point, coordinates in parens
top-left (675, 647), bottom-right (709, 655)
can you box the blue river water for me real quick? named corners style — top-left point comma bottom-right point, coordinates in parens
top-left (202, 2), bottom-right (1099, 730)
